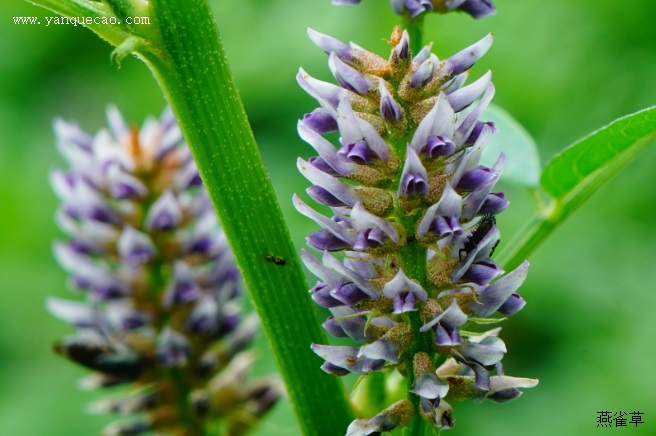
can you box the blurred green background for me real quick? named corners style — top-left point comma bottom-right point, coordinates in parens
top-left (2, 0), bottom-right (656, 434)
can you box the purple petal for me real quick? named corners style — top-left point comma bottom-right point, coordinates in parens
top-left (471, 261), bottom-right (529, 317)
top-left (338, 140), bottom-right (379, 165)
top-left (478, 191), bottom-right (509, 215)
top-left (410, 54), bottom-right (438, 88)
top-left (117, 226), bottom-right (156, 265)
top-left (498, 293), bottom-right (526, 316)
top-left (456, 165), bottom-right (497, 192)
top-left (394, 30), bottom-right (411, 59)
top-left (359, 338), bottom-right (399, 364)
top-left (297, 68), bottom-right (345, 110)
top-left (146, 190), bottom-right (182, 231)
top-left (462, 260), bottom-right (503, 286)
top-left (453, 0), bottom-right (496, 19)
top-left (426, 135), bottom-right (456, 158)
top-left (307, 28), bottom-right (353, 62)
top-left (439, 34), bottom-right (493, 78)
top-left (383, 268), bottom-right (427, 303)
top-left (398, 146), bottom-right (429, 198)
top-left (418, 183), bottom-right (462, 238)
top-left (410, 93), bottom-right (456, 153)
top-left (311, 344), bottom-right (366, 374)
top-left (297, 157), bottom-right (359, 206)
top-left (336, 97), bottom-right (389, 161)
top-left (447, 70), bottom-right (492, 112)
top-left (329, 52), bottom-right (373, 95)
top-left (410, 373), bottom-right (449, 400)
top-left (302, 108), bottom-right (338, 134)
top-left (378, 79), bottom-right (403, 122)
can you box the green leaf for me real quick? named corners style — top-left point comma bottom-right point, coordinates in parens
top-left (481, 103), bottom-right (541, 189)
top-left (541, 106), bottom-right (656, 200)
top-left (497, 106), bottom-right (656, 271)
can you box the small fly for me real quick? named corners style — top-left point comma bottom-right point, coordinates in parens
top-left (264, 254), bottom-right (287, 267)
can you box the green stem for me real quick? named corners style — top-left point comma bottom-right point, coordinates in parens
top-left (397, 243), bottom-right (433, 436)
top-left (401, 13), bottom-right (425, 55)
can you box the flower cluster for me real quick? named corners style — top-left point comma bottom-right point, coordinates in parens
top-left (49, 107), bottom-right (280, 435)
top-left (332, 0), bottom-right (495, 20)
top-left (295, 27), bottom-right (536, 434)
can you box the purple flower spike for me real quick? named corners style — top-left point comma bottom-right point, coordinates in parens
top-left (398, 147), bottom-right (429, 198)
top-left (51, 107), bottom-right (278, 433)
top-left (383, 268), bottom-right (427, 313)
top-left (297, 28), bottom-right (534, 432)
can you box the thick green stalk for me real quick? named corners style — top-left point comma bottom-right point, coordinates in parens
top-left (398, 244), bottom-right (435, 436)
top-left (26, 0), bottom-right (355, 433)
